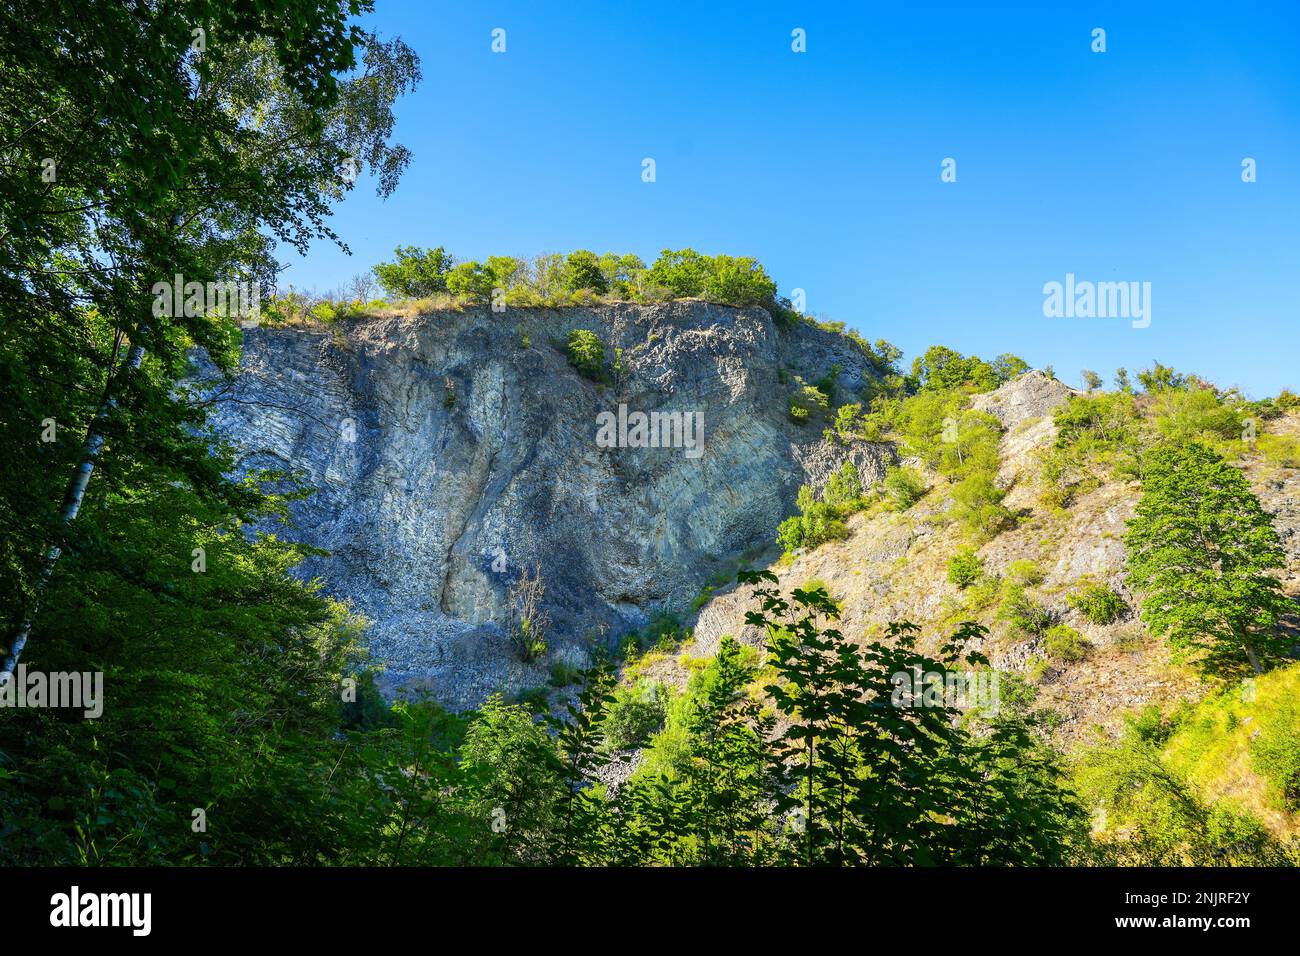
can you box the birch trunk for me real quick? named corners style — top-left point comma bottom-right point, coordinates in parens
top-left (0, 337), bottom-right (146, 683)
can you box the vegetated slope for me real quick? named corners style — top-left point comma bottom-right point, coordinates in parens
top-left (686, 371), bottom-right (1300, 749)
top-left (199, 300), bottom-right (891, 707)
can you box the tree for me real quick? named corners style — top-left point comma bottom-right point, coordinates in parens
top-left (1125, 443), bottom-right (1293, 676)
top-left (563, 250), bottom-right (608, 294)
top-left (1137, 361), bottom-right (1186, 393)
top-left (673, 636), bottom-right (774, 864)
top-left (910, 346), bottom-right (1001, 393)
top-left (991, 353), bottom-right (1030, 383)
top-left (1082, 369), bottom-right (1103, 393)
top-left (444, 261), bottom-right (495, 303)
top-left (0, 0), bottom-right (419, 861)
top-left (0, 0), bottom-right (419, 683)
top-left (646, 248), bottom-right (712, 297)
top-left (546, 660), bottom-right (616, 864)
top-left (507, 565), bottom-right (550, 662)
top-left (373, 245), bottom-right (455, 297)
top-left (702, 255), bottom-right (777, 307)
top-left (739, 570), bottom-right (1079, 865)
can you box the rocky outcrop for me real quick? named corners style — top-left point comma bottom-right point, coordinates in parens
top-left (970, 368), bottom-right (1078, 430)
top-left (198, 301), bottom-right (888, 707)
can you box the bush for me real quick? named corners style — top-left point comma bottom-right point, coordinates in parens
top-left (950, 470), bottom-right (1013, 538)
top-left (1259, 433), bottom-right (1300, 467)
top-left (777, 485), bottom-right (849, 553)
top-left (883, 466), bottom-right (927, 510)
top-left (1006, 560), bottom-right (1044, 587)
top-left (789, 381), bottom-right (830, 424)
top-left (998, 581), bottom-right (1057, 637)
top-left (566, 329), bottom-right (606, 381)
top-left (603, 681), bottom-right (670, 750)
top-left (1068, 581), bottom-right (1127, 625)
top-left (822, 460), bottom-right (863, 509)
top-left (1042, 624), bottom-right (1090, 662)
top-left (947, 548), bottom-right (984, 589)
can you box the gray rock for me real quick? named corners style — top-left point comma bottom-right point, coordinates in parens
top-left (197, 301), bottom-right (888, 707)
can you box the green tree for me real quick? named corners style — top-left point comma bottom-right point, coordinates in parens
top-left (675, 637), bottom-right (774, 863)
top-left (445, 261), bottom-right (496, 303)
top-left (646, 248), bottom-right (712, 297)
top-left (563, 250), bottom-right (608, 294)
top-left (740, 571), bottom-right (1079, 865)
top-left (702, 255), bottom-right (777, 307)
top-left (373, 245), bottom-right (455, 297)
top-left (0, 0), bottom-right (419, 863)
top-left (1125, 443), bottom-right (1293, 676)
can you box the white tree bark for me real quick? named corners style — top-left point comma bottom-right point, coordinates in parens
top-left (1, 337), bottom-right (146, 684)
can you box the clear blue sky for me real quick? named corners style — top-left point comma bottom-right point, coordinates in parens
top-left (280, 0), bottom-right (1300, 397)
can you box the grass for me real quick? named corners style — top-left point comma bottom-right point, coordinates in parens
top-left (1161, 663), bottom-right (1300, 838)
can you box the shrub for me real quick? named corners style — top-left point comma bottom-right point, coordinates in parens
top-left (1042, 624), bottom-right (1090, 662)
top-left (1068, 581), bottom-right (1127, 625)
top-left (603, 681), bottom-right (670, 750)
top-left (789, 381), bottom-right (830, 423)
top-left (822, 460), bottom-right (863, 509)
top-left (1006, 560), bottom-right (1044, 587)
top-left (949, 470), bottom-right (1013, 538)
top-left (1258, 433), bottom-right (1300, 467)
top-left (883, 466), bottom-right (927, 510)
top-left (998, 581), bottom-right (1057, 637)
top-left (508, 565), bottom-right (550, 662)
top-left (777, 486), bottom-right (848, 553)
top-left (566, 329), bottom-right (606, 381)
top-left (947, 548), bottom-right (984, 589)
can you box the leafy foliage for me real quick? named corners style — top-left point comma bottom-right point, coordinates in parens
top-left (1125, 443), bottom-right (1293, 676)
top-left (566, 329), bottom-right (607, 382)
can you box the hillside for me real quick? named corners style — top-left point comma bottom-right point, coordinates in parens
top-left (683, 371), bottom-right (1300, 748)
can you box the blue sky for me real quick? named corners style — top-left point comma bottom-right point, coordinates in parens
top-left (281, 0), bottom-right (1300, 397)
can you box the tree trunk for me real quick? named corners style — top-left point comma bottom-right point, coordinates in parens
top-left (1, 337), bottom-right (146, 684)
top-left (1244, 643), bottom-right (1262, 676)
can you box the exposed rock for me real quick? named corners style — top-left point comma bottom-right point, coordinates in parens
top-left (971, 369), bottom-right (1078, 430)
top-left (198, 301), bottom-right (887, 707)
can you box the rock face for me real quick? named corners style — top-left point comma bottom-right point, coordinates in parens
top-left (200, 301), bottom-right (887, 707)
top-left (970, 368), bottom-right (1078, 430)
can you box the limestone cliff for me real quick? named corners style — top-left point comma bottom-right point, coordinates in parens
top-left (198, 301), bottom-right (889, 706)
